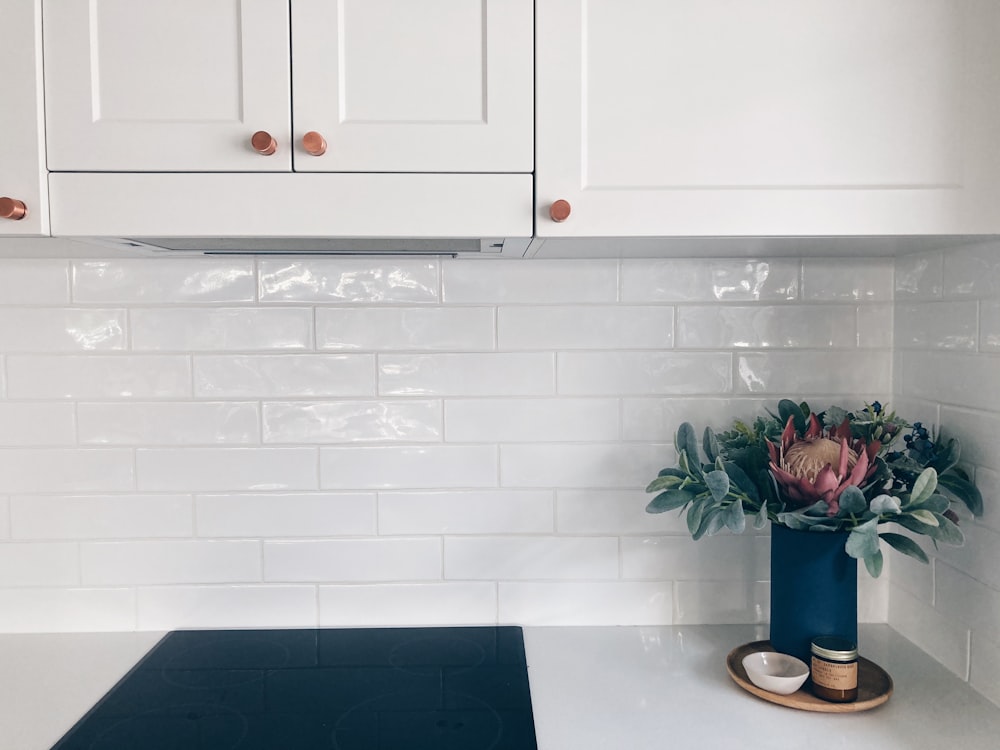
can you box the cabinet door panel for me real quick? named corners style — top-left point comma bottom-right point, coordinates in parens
top-left (43, 0), bottom-right (291, 171)
top-left (537, 0), bottom-right (1000, 236)
top-left (291, 0), bottom-right (533, 172)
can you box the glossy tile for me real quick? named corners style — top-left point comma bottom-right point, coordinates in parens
top-left (0, 543), bottom-right (79, 586)
top-left (621, 535), bottom-right (769, 581)
top-left (263, 400), bottom-right (441, 443)
top-left (259, 260), bottom-right (439, 303)
top-left (500, 443), bottom-right (667, 488)
top-left (264, 538), bottom-right (442, 582)
top-left (72, 259), bottom-right (255, 303)
top-left (131, 308), bottom-right (312, 351)
top-left (942, 240), bottom-right (1000, 298)
top-left (938, 406), bottom-right (1000, 471)
top-left (970, 636), bottom-right (1000, 707)
top-left (10, 495), bottom-right (193, 540)
top-left (895, 251), bottom-right (943, 299)
top-left (319, 583), bottom-right (497, 626)
top-left (443, 259), bottom-right (618, 303)
top-left (196, 492), bottom-right (375, 537)
top-left (444, 536), bottom-right (618, 580)
top-left (0, 309), bottom-right (125, 351)
top-left (0, 449), bottom-right (133, 493)
top-left (5, 355), bottom-right (192, 399)
top-left (888, 585), bottom-right (970, 679)
top-left (136, 447), bottom-right (318, 491)
top-left (895, 302), bottom-right (978, 349)
top-left (936, 562), bottom-right (1000, 647)
top-left (317, 306), bottom-right (494, 350)
top-left (378, 490), bottom-right (553, 535)
top-left (621, 396), bottom-right (769, 442)
top-left (622, 259), bottom-right (800, 302)
top-left (802, 258), bottom-right (893, 300)
top-left (499, 582), bottom-right (672, 625)
top-left (445, 398), bottom-right (619, 442)
top-left (379, 353), bottom-right (555, 396)
top-left (498, 306), bottom-right (672, 349)
top-left (676, 305), bottom-right (857, 348)
top-left (137, 586), bottom-right (318, 630)
top-left (320, 445), bottom-right (497, 489)
top-left (558, 352), bottom-right (732, 395)
top-left (556, 490), bottom-right (689, 535)
top-left (897, 352), bottom-right (1000, 413)
top-left (674, 580), bottom-right (769, 624)
top-left (980, 301), bottom-right (1000, 352)
top-left (0, 588), bottom-right (136, 633)
top-left (82, 540), bottom-right (262, 586)
top-left (78, 402), bottom-right (259, 445)
top-left (194, 354), bottom-right (375, 397)
top-left (857, 303), bottom-right (893, 349)
top-left (0, 403), bottom-right (75, 446)
top-left (736, 351), bottom-right (891, 394)
top-left (0, 260), bottom-right (70, 304)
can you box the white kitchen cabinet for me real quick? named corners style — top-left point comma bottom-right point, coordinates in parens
top-left (42, 0), bottom-right (533, 174)
top-left (0, 0), bottom-right (49, 236)
top-left (536, 0), bottom-right (1000, 238)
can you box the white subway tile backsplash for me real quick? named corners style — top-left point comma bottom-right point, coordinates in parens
top-left (0, 497), bottom-right (9, 539)
top-left (445, 537), bottom-right (618, 580)
top-left (981, 301), bottom-right (1000, 352)
top-left (0, 260), bottom-right (70, 305)
top-left (445, 398), bottom-right (619, 443)
top-left (889, 585), bottom-right (970, 680)
top-left (802, 258), bottom-right (893, 300)
top-left (557, 490), bottom-right (688, 535)
top-left (942, 240), bottom-right (1000, 298)
top-left (676, 305), bottom-right (857, 349)
top-left (136, 447), bottom-right (318, 492)
top-left (621, 535), bottom-right (769, 581)
top-left (0, 403), bottom-right (75, 446)
top-left (11, 495), bottom-right (193, 540)
top-left (259, 260), bottom-right (439, 303)
top-left (970, 637), bottom-right (1000, 708)
top-left (500, 443), bottom-right (667, 489)
top-left (317, 307), bottom-right (494, 351)
top-left (498, 306), bottom-right (673, 350)
top-left (621, 396), bottom-right (769, 442)
top-left (0, 309), bottom-right (125, 352)
top-left (895, 301), bottom-right (978, 349)
top-left (0, 543), bottom-right (79, 586)
top-left (0, 588), bottom-right (136, 633)
top-left (558, 352), bottom-right (732, 395)
top-left (132, 308), bottom-right (312, 351)
top-left (736, 351), bottom-right (891, 394)
top-left (82, 540), bottom-right (261, 585)
top-left (194, 354), bottom-right (375, 397)
top-left (72, 259), bottom-right (255, 303)
top-left (443, 260), bottom-right (618, 303)
top-left (78, 402), bottom-right (259, 445)
top-left (674, 580), bottom-right (768, 625)
top-left (938, 406), bottom-right (1000, 471)
top-left (895, 252), bottom-right (943, 300)
top-left (137, 585), bottom-right (317, 630)
top-left (897, 352), bottom-right (1000, 413)
top-left (936, 562), bottom-right (1000, 647)
top-left (196, 493), bottom-right (375, 538)
top-left (622, 259), bottom-right (800, 302)
top-left (319, 583), bottom-right (497, 626)
top-left (379, 353), bottom-right (555, 396)
top-left (320, 445), bottom-right (497, 489)
top-left (6, 355), bottom-right (192, 399)
top-left (378, 490), bottom-right (553, 535)
top-left (857, 303), bottom-right (893, 349)
top-left (263, 400), bottom-right (441, 444)
top-left (499, 582), bottom-right (672, 625)
top-left (264, 538), bottom-right (442, 582)
top-left (0, 449), bottom-right (133, 493)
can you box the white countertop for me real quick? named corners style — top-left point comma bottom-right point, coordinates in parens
top-left (3, 625), bottom-right (998, 749)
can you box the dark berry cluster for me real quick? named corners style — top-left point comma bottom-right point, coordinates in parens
top-left (903, 422), bottom-right (936, 463)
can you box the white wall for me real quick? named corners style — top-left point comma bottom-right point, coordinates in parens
top-left (0, 246), bottom-right (895, 634)
top-left (890, 240), bottom-right (1000, 707)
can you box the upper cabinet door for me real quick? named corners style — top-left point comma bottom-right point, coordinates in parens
top-left (537, 0), bottom-right (1000, 237)
top-left (43, 0), bottom-right (292, 171)
top-left (290, 0), bottom-right (533, 173)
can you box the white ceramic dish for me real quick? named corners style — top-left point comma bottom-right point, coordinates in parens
top-left (741, 651), bottom-right (810, 695)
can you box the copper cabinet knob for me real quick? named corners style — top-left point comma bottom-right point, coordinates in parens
top-left (251, 131), bottom-right (277, 155)
top-left (302, 131), bottom-right (327, 156)
top-left (0, 197), bottom-right (28, 221)
top-left (549, 199), bottom-right (572, 223)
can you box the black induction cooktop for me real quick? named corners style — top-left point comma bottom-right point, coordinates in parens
top-left (51, 626), bottom-right (537, 750)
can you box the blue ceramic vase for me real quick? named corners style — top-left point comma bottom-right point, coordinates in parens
top-left (769, 523), bottom-right (858, 663)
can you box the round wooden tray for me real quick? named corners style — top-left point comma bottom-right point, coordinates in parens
top-left (726, 640), bottom-right (893, 713)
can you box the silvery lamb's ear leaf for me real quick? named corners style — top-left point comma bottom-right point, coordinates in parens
top-left (705, 470), bottom-right (731, 502)
top-left (937, 472), bottom-right (984, 517)
top-left (911, 468), bottom-right (938, 505)
top-left (864, 550), bottom-right (884, 578)
top-left (723, 500), bottom-right (746, 534)
top-left (646, 489), bottom-right (697, 514)
top-left (838, 486), bottom-right (867, 515)
top-left (703, 427), bottom-right (720, 463)
top-left (846, 517), bottom-right (880, 560)
top-left (753, 501), bottom-right (769, 530)
top-left (879, 532), bottom-right (929, 564)
top-left (677, 423), bottom-right (700, 466)
top-left (870, 494), bottom-right (901, 515)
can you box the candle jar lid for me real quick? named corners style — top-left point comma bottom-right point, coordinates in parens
top-left (811, 636), bottom-right (858, 661)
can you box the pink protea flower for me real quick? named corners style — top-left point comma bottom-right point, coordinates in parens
top-left (767, 414), bottom-right (880, 516)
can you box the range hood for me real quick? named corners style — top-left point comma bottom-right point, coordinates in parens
top-left (48, 172), bottom-right (534, 258)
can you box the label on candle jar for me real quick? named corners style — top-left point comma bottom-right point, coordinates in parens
top-left (811, 656), bottom-right (858, 690)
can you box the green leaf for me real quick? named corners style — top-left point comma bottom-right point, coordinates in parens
top-left (846, 518), bottom-right (880, 560)
top-left (703, 427), bottom-right (720, 463)
top-left (938, 472), bottom-right (984, 517)
top-left (879, 532), bottom-right (929, 564)
top-left (928, 437), bottom-right (961, 474)
top-left (909, 509), bottom-right (939, 527)
top-left (723, 500), bottom-right (746, 533)
top-left (838, 486), bottom-right (867, 515)
top-left (931, 513), bottom-right (965, 545)
top-left (911, 468), bottom-right (938, 505)
top-left (753, 500), bottom-right (769, 530)
top-left (907, 493), bottom-right (949, 514)
top-left (864, 550), bottom-right (884, 578)
top-left (686, 501), bottom-right (705, 537)
top-left (723, 461), bottom-right (760, 502)
top-left (778, 399), bottom-right (806, 434)
top-left (704, 470), bottom-right (731, 502)
top-left (677, 423), bottom-right (701, 467)
top-left (870, 494), bottom-right (901, 515)
top-left (656, 467), bottom-right (689, 479)
top-left (645, 474), bottom-right (684, 493)
top-left (646, 489), bottom-right (696, 514)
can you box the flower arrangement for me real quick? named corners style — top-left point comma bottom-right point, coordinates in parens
top-left (645, 399), bottom-right (983, 576)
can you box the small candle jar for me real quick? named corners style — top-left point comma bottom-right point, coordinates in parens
top-left (810, 636), bottom-right (859, 702)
